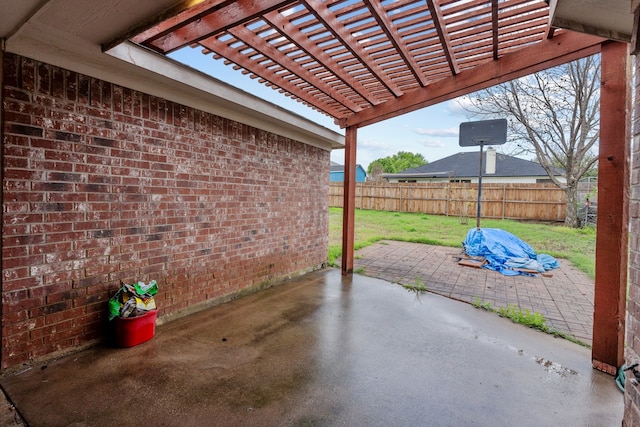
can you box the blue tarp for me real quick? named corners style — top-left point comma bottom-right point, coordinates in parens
top-left (463, 228), bottom-right (559, 276)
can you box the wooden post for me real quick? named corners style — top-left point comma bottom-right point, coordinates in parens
top-left (341, 126), bottom-right (357, 275)
top-left (592, 41), bottom-right (630, 375)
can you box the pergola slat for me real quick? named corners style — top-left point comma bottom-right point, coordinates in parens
top-left (262, 10), bottom-right (382, 107)
top-left (148, 0), bottom-right (296, 53)
top-left (198, 37), bottom-right (350, 118)
top-left (340, 30), bottom-right (604, 128)
top-left (299, 0), bottom-right (404, 98)
top-left (426, 0), bottom-right (460, 75)
top-left (127, 0), bottom-right (562, 124)
top-left (363, 0), bottom-right (429, 86)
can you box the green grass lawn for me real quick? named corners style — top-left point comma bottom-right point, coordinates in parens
top-left (328, 207), bottom-right (596, 279)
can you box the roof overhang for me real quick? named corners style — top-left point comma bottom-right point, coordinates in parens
top-left (106, 0), bottom-right (607, 130)
top-left (1, 0), bottom-right (613, 140)
top-left (548, 0), bottom-right (634, 42)
top-left (1, 0), bottom-right (344, 151)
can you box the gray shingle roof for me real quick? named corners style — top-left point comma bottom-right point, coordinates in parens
top-left (398, 152), bottom-right (558, 178)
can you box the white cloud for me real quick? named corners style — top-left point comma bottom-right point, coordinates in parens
top-left (331, 137), bottom-right (398, 169)
top-left (414, 127), bottom-right (458, 137)
top-left (420, 139), bottom-right (447, 148)
top-left (446, 97), bottom-right (474, 117)
top-left (357, 138), bottom-right (396, 150)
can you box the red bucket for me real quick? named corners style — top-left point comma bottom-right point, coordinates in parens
top-left (113, 309), bottom-right (158, 348)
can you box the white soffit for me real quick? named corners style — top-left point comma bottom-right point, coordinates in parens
top-left (549, 0), bottom-right (633, 42)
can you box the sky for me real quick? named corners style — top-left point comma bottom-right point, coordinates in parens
top-left (169, 47), bottom-right (483, 171)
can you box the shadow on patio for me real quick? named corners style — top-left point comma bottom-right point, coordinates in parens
top-left (0, 268), bottom-right (620, 426)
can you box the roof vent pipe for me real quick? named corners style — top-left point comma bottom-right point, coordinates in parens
top-left (486, 147), bottom-right (496, 174)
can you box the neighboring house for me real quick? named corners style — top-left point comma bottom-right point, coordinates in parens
top-left (330, 161), bottom-right (367, 182)
top-left (384, 148), bottom-right (565, 184)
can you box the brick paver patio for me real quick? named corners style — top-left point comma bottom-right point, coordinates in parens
top-left (350, 240), bottom-right (594, 345)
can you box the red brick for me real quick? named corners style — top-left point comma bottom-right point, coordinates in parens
top-left (46, 289), bottom-right (86, 306)
top-left (1, 52), bottom-right (329, 368)
top-left (1, 266), bottom-right (30, 282)
top-left (2, 254), bottom-right (45, 270)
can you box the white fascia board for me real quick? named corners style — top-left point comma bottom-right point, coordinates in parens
top-left (5, 22), bottom-right (344, 151)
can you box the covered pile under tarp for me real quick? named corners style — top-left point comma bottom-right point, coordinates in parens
top-left (463, 228), bottom-right (559, 276)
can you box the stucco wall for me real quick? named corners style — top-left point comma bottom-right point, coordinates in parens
top-left (1, 53), bottom-right (330, 369)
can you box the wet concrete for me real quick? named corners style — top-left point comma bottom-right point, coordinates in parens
top-left (0, 269), bottom-right (622, 426)
top-left (352, 241), bottom-right (596, 345)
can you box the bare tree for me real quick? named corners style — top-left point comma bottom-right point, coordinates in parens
top-left (367, 162), bottom-right (386, 182)
top-left (461, 55), bottom-right (600, 227)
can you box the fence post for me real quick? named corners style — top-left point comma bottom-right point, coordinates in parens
top-left (446, 183), bottom-right (450, 216)
top-left (502, 184), bottom-right (506, 220)
top-left (404, 185), bottom-right (408, 213)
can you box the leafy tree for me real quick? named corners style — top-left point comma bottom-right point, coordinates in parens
top-left (367, 151), bottom-right (427, 175)
top-left (461, 55), bottom-right (600, 227)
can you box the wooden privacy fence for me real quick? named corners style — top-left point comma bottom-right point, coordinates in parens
top-left (329, 182), bottom-right (567, 222)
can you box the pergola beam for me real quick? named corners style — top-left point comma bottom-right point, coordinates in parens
top-left (339, 30), bottom-right (604, 129)
top-left (426, 0), bottom-right (460, 75)
top-left (130, 0), bottom-right (232, 47)
top-left (144, 0), bottom-right (296, 53)
top-left (492, 0), bottom-right (499, 59)
top-left (103, 0), bottom-right (231, 52)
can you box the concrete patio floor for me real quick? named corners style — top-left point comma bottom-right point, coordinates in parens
top-left (0, 268), bottom-right (622, 426)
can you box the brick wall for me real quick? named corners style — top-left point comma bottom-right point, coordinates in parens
top-left (625, 52), bottom-right (640, 425)
top-left (1, 53), bottom-right (329, 369)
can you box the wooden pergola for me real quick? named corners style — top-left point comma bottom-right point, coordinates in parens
top-left (108, 0), bottom-right (630, 374)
